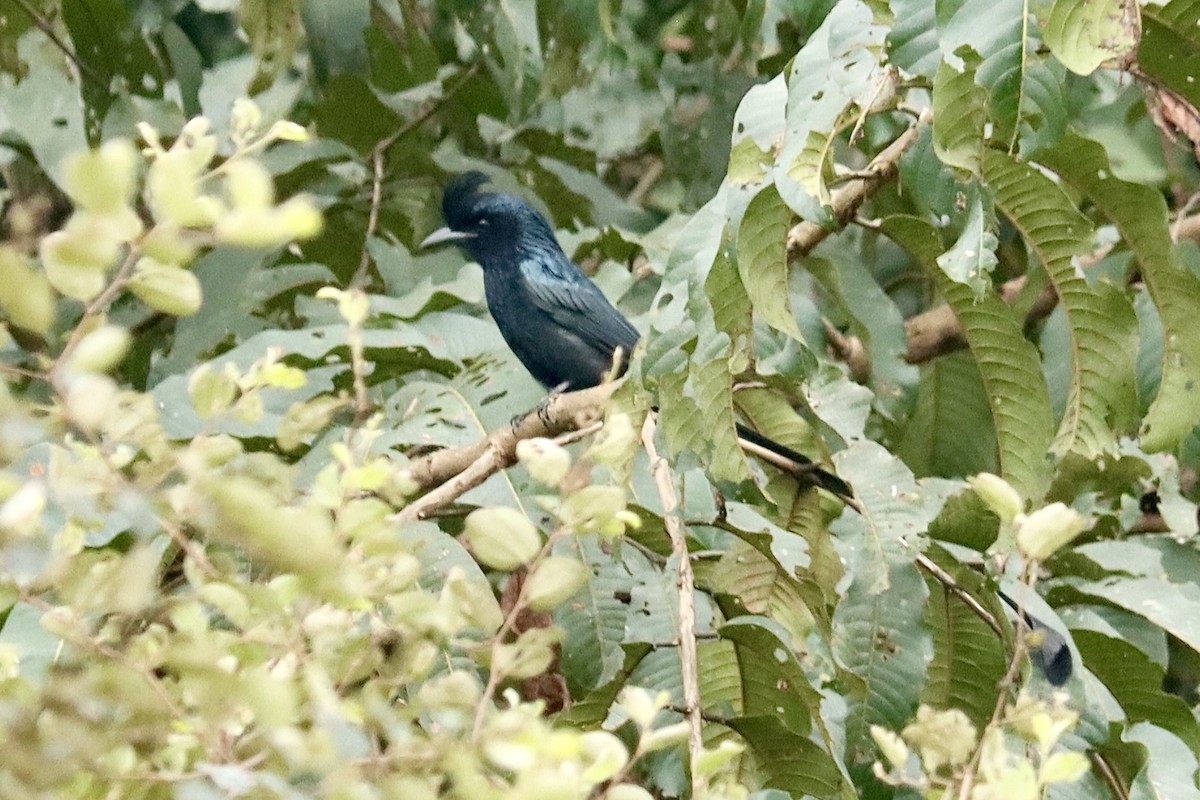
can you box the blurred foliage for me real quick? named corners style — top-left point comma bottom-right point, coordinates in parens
top-left (0, 0), bottom-right (1199, 798)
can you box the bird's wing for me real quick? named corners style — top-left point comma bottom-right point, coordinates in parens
top-left (518, 256), bottom-right (641, 357)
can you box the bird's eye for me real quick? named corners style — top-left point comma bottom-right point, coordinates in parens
top-left (476, 218), bottom-right (490, 227)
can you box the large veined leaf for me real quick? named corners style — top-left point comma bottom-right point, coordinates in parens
top-left (932, 58), bottom-right (988, 174)
top-left (658, 325), bottom-right (752, 485)
top-left (775, 0), bottom-right (887, 221)
top-left (887, 0), bottom-right (940, 77)
top-left (1139, 0), bottom-right (1200, 110)
top-left (720, 617), bottom-right (821, 735)
top-left (727, 716), bottom-right (848, 799)
top-left (1038, 132), bottom-right (1200, 451)
top-left (936, 185), bottom-right (999, 297)
top-left (899, 352), bottom-right (1000, 479)
top-left (919, 547), bottom-right (1007, 730)
top-left (649, 192), bottom-right (754, 484)
top-left (1069, 573), bottom-right (1200, 659)
top-left (978, 42), bottom-right (1068, 155)
top-left (1042, 0), bottom-right (1138, 76)
top-left (727, 74), bottom-right (786, 187)
top-left (984, 148), bottom-right (1138, 457)
top-left (831, 559), bottom-right (932, 767)
top-left (882, 215), bottom-right (1055, 501)
top-left (831, 441), bottom-right (941, 594)
top-left (705, 243), bottom-right (753, 345)
top-left (1123, 723), bottom-right (1200, 800)
top-left (806, 248), bottom-right (918, 416)
top-left (1071, 624), bottom-right (1200, 754)
top-left (555, 536), bottom-right (639, 692)
top-left (737, 184), bottom-right (804, 341)
top-left (555, 643), bottom-right (652, 728)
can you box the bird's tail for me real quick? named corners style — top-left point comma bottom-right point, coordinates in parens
top-left (734, 423), bottom-right (853, 501)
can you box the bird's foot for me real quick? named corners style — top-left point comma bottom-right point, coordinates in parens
top-left (536, 382), bottom-right (570, 427)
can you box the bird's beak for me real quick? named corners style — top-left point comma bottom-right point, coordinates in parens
top-left (419, 227), bottom-right (476, 249)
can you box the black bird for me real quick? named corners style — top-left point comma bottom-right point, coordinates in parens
top-left (421, 171), bottom-right (851, 499)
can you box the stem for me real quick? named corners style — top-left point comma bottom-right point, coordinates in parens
top-left (640, 413), bottom-right (704, 796)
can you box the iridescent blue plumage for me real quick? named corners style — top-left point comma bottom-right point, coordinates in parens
top-left (433, 171), bottom-right (639, 390)
top-left (422, 171), bottom-right (853, 499)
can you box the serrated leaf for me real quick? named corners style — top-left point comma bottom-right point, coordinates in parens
top-left (1043, 0), bottom-right (1138, 75)
top-left (737, 185), bottom-right (803, 340)
top-left (1038, 132), bottom-right (1200, 451)
top-left (984, 149), bottom-right (1137, 457)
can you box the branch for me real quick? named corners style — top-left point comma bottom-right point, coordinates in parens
top-left (787, 110), bottom-right (931, 259)
top-left (640, 413), bottom-right (704, 796)
top-left (396, 383), bottom-right (617, 521)
top-left (353, 62), bottom-right (481, 290)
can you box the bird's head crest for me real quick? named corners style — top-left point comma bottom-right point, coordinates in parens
top-left (442, 171), bottom-right (493, 230)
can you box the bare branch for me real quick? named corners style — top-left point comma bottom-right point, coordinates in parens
top-left (397, 383), bottom-right (618, 520)
top-left (640, 413), bottom-right (704, 796)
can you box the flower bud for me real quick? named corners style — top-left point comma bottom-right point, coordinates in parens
top-left (1015, 502), bottom-right (1086, 561)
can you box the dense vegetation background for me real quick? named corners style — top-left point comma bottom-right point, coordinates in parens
top-left (0, 0), bottom-right (1199, 797)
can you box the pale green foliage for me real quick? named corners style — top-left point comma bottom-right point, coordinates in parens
top-left (1, 0), bottom-right (1200, 798)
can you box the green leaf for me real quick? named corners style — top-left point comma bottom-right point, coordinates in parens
top-left (984, 148), bottom-right (1137, 457)
top-left (775, 0), bottom-right (887, 221)
top-left (726, 716), bottom-right (846, 799)
top-left (1123, 723), bottom-right (1200, 800)
top-left (832, 559), bottom-right (931, 758)
top-left (1042, 0), bottom-right (1138, 75)
top-left (737, 184), bottom-right (802, 340)
top-left (1038, 132), bottom-right (1200, 451)
top-left (919, 548), bottom-right (1007, 730)
top-left (1139, 0), bottom-right (1200, 110)
top-left (806, 253), bottom-right (918, 416)
top-left (899, 353), bottom-right (999, 479)
top-left (298, 0), bottom-right (368, 85)
top-left (883, 215), bottom-right (1055, 501)
top-left (935, 184), bottom-right (998, 297)
top-left (720, 617), bottom-right (819, 735)
top-left (831, 441), bottom-right (941, 594)
top-left (932, 59), bottom-right (987, 175)
top-left (1072, 627), bottom-right (1200, 754)
top-left (555, 537), bottom-right (637, 692)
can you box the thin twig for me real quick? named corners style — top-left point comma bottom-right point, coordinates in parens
top-left (10, 0), bottom-right (104, 85)
top-left (352, 62), bottom-right (481, 289)
top-left (471, 530), bottom-right (562, 741)
top-left (914, 553), bottom-right (1004, 638)
top-left (51, 250), bottom-right (140, 383)
top-left (955, 571), bottom-right (1035, 800)
top-left (640, 412), bottom-right (704, 796)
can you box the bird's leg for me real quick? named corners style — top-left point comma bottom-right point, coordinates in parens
top-left (509, 382), bottom-right (571, 429)
top-left (536, 382), bottom-right (570, 426)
